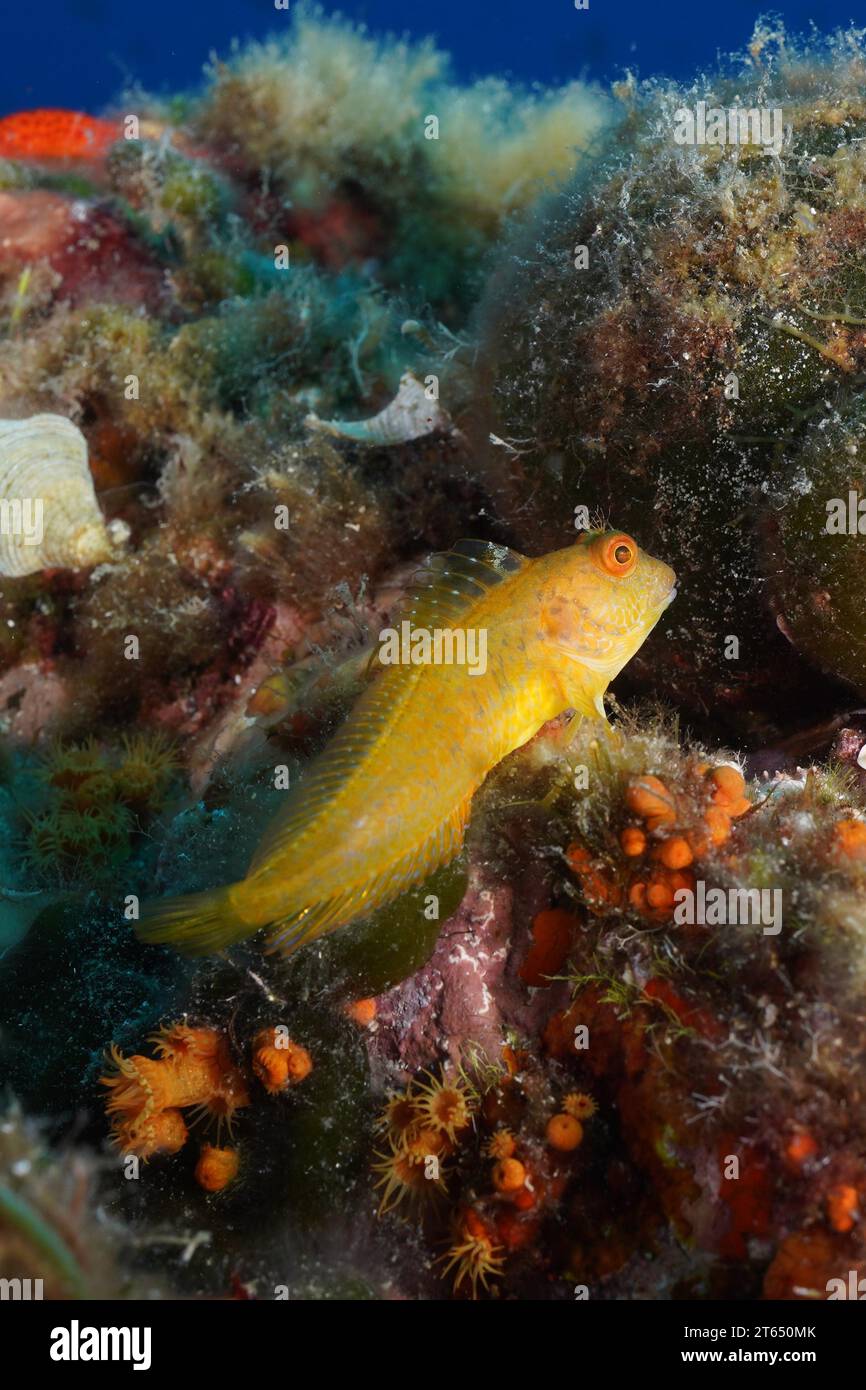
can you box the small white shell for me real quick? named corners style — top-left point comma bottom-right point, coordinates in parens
top-left (0, 413), bottom-right (125, 576)
top-left (305, 372), bottom-right (451, 447)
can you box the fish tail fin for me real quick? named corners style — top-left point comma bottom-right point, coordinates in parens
top-left (136, 884), bottom-right (253, 956)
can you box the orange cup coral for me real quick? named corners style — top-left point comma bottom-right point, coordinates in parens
top-left (101, 1023), bottom-right (250, 1158)
top-left (195, 1144), bottom-right (240, 1193)
top-left (251, 1027), bottom-right (313, 1094)
top-left (546, 1113), bottom-right (583, 1152)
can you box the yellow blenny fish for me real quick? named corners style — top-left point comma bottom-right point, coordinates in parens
top-left (138, 530), bottom-right (676, 957)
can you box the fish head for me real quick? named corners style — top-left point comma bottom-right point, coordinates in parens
top-left (540, 530), bottom-right (677, 680)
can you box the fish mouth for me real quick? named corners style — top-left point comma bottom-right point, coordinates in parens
top-left (664, 585), bottom-right (678, 607)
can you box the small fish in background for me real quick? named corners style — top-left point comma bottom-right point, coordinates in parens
top-left (0, 109), bottom-right (122, 161)
top-left (0, 108), bottom-right (200, 164)
top-left (138, 531), bottom-right (676, 959)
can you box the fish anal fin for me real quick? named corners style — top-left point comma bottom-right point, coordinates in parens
top-left (263, 794), bottom-right (472, 956)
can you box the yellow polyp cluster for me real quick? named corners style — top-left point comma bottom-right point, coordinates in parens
top-left (101, 1018), bottom-right (315, 1192)
top-left (39, 736), bottom-right (106, 801)
top-left (372, 1044), bottom-right (581, 1295)
top-left (412, 1069), bottom-right (477, 1144)
top-left (113, 732), bottom-right (178, 811)
top-left (371, 1067), bottom-right (479, 1218)
top-left (39, 733), bottom-right (177, 811)
top-left (100, 1023), bottom-right (250, 1167)
top-left (371, 1128), bottom-right (450, 1217)
top-left (566, 760), bottom-right (753, 923)
top-left (25, 799), bottom-right (134, 871)
top-left (25, 732), bottom-right (179, 881)
top-left (438, 1208), bottom-right (505, 1299)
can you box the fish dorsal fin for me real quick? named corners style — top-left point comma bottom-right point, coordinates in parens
top-left (400, 539), bottom-right (528, 630)
top-left (247, 667), bottom-right (413, 873)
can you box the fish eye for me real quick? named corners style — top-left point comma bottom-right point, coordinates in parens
top-left (598, 533), bottom-right (637, 576)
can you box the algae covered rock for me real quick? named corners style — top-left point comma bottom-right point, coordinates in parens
top-left (769, 397), bottom-right (866, 693)
top-left (475, 26), bottom-right (866, 731)
top-left (193, 7), bottom-right (608, 319)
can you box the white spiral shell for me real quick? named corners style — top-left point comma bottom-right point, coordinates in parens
top-left (0, 413), bottom-right (126, 577)
top-left (305, 372), bottom-right (451, 446)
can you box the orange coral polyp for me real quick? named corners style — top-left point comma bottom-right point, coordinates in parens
top-left (344, 997), bottom-right (377, 1026)
top-left (113, 1107), bottom-right (188, 1161)
top-left (101, 1022), bottom-right (249, 1159)
top-left (563, 1091), bottom-right (597, 1120)
top-left (195, 1144), bottom-right (240, 1193)
top-left (832, 818), bottom-right (866, 860)
top-left (440, 1210), bottom-right (505, 1298)
top-left (252, 1044), bottom-right (289, 1095)
top-left (492, 1157), bottom-right (526, 1193)
top-left (658, 836), bottom-right (694, 869)
top-left (565, 842), bottom-right (592, 872)
top-left (827, 1184), bottom-right (859, 1233)
top-left (707, 765), bottom-right (746, 801)
top-left (625, 775), bottom-right (676, 825)
top-left (380, 1092), bottom-right (421, 1138)
top-left (628, 880), bottom-right (647, 909)
top-left (252, 1029), bottom-right (313, 1092)
top-left (102, 1050), bottom-right (185, 1119)
top-left (413, 1071), bottom-right (476, 1143)
top-left (704, 807), bottom-right (732, 845)
top-left (667, 869), bottom-right (696, 907)
top-left (620, 826), bottom-right (647, 856)
top-left (372, 1131), bottom-right (447, 1216)
top-left (149, 1024), bottom-right (224, 1062)
top-left (486, 1129), bottom-right (517, 1160)
top-left (197, 1070), bottom-right (251, 1139)
top-left (646, 879), bottom-right (675, 911)
top-left (546, 1113), bottom-right (583, 1152)
top-left (785, 1131), bottom-right (818, 1168)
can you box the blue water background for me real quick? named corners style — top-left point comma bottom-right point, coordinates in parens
top-left (0, 1), bottom-right (859, 115)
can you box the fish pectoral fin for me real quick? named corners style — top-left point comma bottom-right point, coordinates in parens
top-left (559, 687), bottom-right (608, 726)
